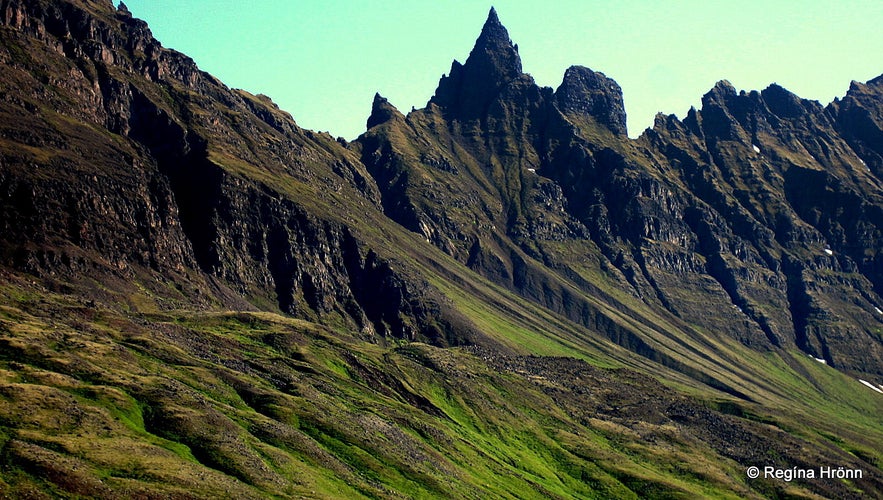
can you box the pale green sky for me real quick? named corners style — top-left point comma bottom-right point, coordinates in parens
top-left (123, 1), bottom-right (883, 139)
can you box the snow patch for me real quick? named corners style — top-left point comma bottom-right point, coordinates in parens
top-left (858, 379), bottom-right (883, 394)
top-left (807, 354), bottom-right (826, 364)
top-left (527, 168), bottom-right (536, 173)
top-left (824, 248), bottom-right (834, 256)
top-left (875, 306), bottom-right (882, 315)
top-left (752, 144), bottom-right (761, 153)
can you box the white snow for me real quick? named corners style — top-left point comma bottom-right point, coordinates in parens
top-left (875, 306), bottom-right (883, 315)
top-left (527, 168), bottom-right (536, 173)
top-left (858, 379), bottom-right (883, 394)
top-left (824, 248), bottom-right (834, 256)
top-left (752, 144), bottom-right (761, 153)
top-left (808, 354), bottom-right (826, 364)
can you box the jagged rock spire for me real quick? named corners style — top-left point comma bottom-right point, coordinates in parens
top-left (471, 7), bottom-right (522, 78)
top-left (486, 6), bottom-right (500, 24)
top-left (366, 92), bottom-right (403, 129)
top-left (429, 7), bottom-right (524, 119)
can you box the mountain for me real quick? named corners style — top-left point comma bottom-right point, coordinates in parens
top-left (360, 8), bottom-right (883, 377)
top-left (0, 1), bottom-right (881, 498)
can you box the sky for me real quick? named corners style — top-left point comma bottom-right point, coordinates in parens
top-left (122, 1), bottom-right (883, 140)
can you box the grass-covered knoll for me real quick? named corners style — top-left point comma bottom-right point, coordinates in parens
top-left (0, 270), bottom-right (881, 499)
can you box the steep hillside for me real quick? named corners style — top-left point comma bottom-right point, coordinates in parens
top-left (0, 0), bottom-right (489, 348)
top-left (0, 1), bottom-right (882, 498)
top-left (358, 8), bottom-right (883, 380)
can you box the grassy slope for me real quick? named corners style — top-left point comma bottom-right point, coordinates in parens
top-left (366, 139), bottom-right (883, 466)
top-left (1, 261), bottom-right (881, 499)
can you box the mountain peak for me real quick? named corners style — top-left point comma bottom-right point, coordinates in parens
top-left (702, 80), bottom-right (737, 105)
top-left (476, 7), bottom-right (509, 47)
top-left (555, 65), bottom-right (627, 135)
top-left (486, 7), bottom-right (500, 26)
top-left (761, 83), bottom-right (808, 118)
top-left (471, 7), bottom-right (521, 77)
top-left (429, 7), bottom-right (523, 119)
top-left (4, 3), bottom-right (883, 498)
top-left (366, 92), bottom-right (402, 129)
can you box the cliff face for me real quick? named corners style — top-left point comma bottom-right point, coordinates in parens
top-left (0, 0), bottom-right (483, 346)
top-left (358, 8), bottom-right (883, 377)
top-left (639, 80), bottom-right (883, 372)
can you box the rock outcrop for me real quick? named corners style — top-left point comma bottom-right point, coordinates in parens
top-left (556, 65), bottom-right (628, 136)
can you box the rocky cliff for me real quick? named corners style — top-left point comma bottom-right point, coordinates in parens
top-left (0, 0), bottom-right (485, 346)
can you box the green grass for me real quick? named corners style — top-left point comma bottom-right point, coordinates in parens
top-left (0, 273), bottom-right (881, 498)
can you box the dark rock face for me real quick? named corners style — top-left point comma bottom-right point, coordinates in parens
top-left (429, 7), bottom-right (524, 121)
top-left (832, 76), bottom-right (883, 175)
top-left (640, 75), bottom-right (883, 373)
top-left (556, 65), bottom-right (627, 135)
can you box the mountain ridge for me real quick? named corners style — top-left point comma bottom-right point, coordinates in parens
top-left (360, 7), bottom-right (883, 377)
top-left (0, 1), bottom-right (882, 498)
